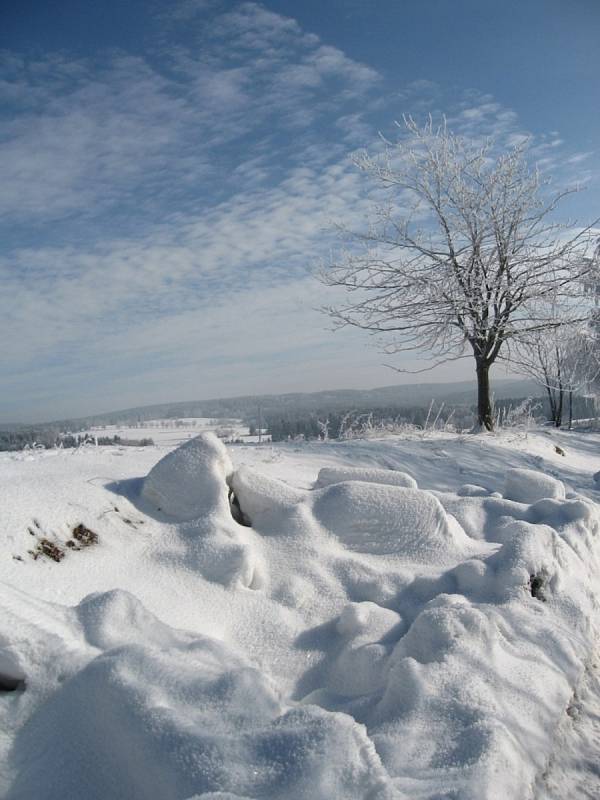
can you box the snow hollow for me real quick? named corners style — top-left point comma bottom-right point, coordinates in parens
top-left (1, 426), bottom-right (600, 799)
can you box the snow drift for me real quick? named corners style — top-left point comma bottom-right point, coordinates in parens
top-left (2, 432), bottom-right (600, 800)
top-left (4, 589), bottom-right (393, 800)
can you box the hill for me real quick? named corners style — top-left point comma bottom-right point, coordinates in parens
top-left (28, 377), bottom-right (538, 431)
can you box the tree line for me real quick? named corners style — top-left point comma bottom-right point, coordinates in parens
top-left (265, 395), bottom-right (598, 441)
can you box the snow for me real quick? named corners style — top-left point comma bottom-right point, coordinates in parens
top-left (1, 426), bottom-right (600, 798)
top-left (336, 601), bottom-right (401, 639)
top-left (230, 465), bottom-right (306, 523)
top-left (6, 588), bottom-right (393, 800)
top-left (80, 417), bottom-right (253, 448)
top-left (504, 467), bottom-right (566, 504)
top-left (316, 466), bottom-right (418, 489)
top-left (313, 481), bottom-right (475, 562)
top-left (141, 432), bottom-right (233, 520)
top-left (535, 648), bottom-right (600, 799)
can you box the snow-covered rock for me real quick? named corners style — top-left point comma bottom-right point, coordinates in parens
top-left (230, 465), bottom-right (305, 525)
top-left (316, 466), bottom-right (417, 489)
top-left (141, 432), bottom-right (232, 520)
top-left (504, 467), bottom-right (565, 504)
top-left (312, 481), bottom-right (473, 563)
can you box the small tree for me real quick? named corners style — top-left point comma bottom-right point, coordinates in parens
top-left (509, 322), bottom-right (600, 427)
top-left (509, 239), bottom-right (600, 428)
top-left (316, 417), bottom-right (330, 441)
top-left (563, 331), bottom-right (600, 428)
top-left (322, 118), bottom-right (597, 430)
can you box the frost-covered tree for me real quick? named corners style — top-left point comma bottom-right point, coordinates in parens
top-left (322, 118), bottom-right (598, 430)
top-left (563, 332), bottom-right (600, 428)
top-left (509, 320), bottom-right (600, 428)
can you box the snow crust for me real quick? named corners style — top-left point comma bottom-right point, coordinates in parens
top-left (2, 429), bottom-right (600, 799)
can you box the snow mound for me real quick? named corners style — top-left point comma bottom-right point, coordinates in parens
top-left (180, 516), bottom-right (268, 590)
top-left (75, 589), bottom-right (185, 650)
top-left (139, 437), bottom-right (268, 588)
top-left (316, 466), bottom-right (417, 489)
top-left (231, 467), bottom-right (472, 565)
top-left (5, 589), bottom-right (394, 800)
top-left (312, 482), bottom-right (472, 563)
top-left (230, 466), bottom-right (305, 527)
top-left (141, 433), bottom-right (232, 521)
top-left (504, 467), bottom-right (565, 504)
top-left (302, 486), bottom-right (600, 798)
top-left (336, 601), bottom-right (401, 640)
top-left (325, 602), bottom-right (402, 699)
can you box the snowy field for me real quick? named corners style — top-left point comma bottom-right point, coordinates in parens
top-left (1, 427), bottom-right (600, 799)
top-left (78, 417), bottom-right (266, 447)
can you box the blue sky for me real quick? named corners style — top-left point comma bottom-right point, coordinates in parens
top-left (1, 0), bottom-right (599, 422)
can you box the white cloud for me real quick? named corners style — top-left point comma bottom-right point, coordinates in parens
top-left (0, 3), bottom-right (595, 421)
top-left (0, 3), bottom-right (379, 226)
top-left (0, 0), bottom-right (386, 416)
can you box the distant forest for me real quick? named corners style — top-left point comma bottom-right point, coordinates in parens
top-left (3, 379), bottom-right (537, 431)
top-left (1, 393), bottom-right (597, 451)
top-left (263, 395), bottom-right (598, 441)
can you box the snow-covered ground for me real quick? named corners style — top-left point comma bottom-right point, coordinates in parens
top-left (1, 427), bottom-right (599, 799)
top-left (78, 417), bottom-right (268, 446)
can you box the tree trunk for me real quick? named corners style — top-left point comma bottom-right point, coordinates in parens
top-left (568, 390), bottom-right (573, 430)
top-left (555, 385), bottom-right (564, 428)
top-left (476, 361), bottom-right (494, 431)
top-left (555, 361), bottom-right (564, 428)
top-left (545, 385), bottom-right (557, 425)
